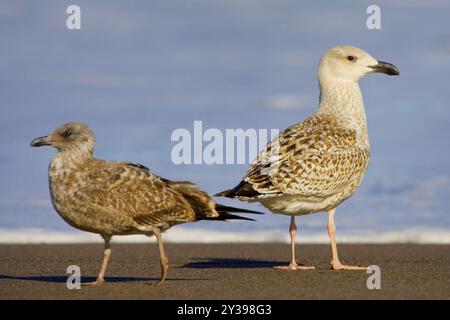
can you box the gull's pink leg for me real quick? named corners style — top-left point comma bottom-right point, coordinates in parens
top-left (274, 216), bottom-right (315, 270)
top-left (153, 227), bottom-right (169, 285)
top-left (82, 235), bottom-right (111, 286)
top-left (327, 209), bottom-right (367, 270)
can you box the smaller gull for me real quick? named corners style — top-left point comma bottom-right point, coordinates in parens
top-left (31, 122), bottom-right (261, 285)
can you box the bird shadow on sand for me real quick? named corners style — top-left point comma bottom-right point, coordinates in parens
top-left (0, 275), bottom-right (204, 283)
top-left (181, 258), bottom-right (282, 269)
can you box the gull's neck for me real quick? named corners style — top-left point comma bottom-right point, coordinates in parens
top-left (315, 77), bottom-right (368, 142)
top-left (50, 145), bottom-right (94, 173)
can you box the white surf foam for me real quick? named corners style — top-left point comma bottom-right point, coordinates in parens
top-left (0, 227), bottom-right (449, 244)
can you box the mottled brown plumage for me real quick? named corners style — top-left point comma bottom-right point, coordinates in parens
top-left (217, 46), bottom-right (399, 271)
top-left (31, 122), bottom-right (260, 285)
top-left (221, 114), bottom-right (370, 215)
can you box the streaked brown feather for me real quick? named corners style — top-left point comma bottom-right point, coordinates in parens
top-left (222, 115), bottom-right (370, 202)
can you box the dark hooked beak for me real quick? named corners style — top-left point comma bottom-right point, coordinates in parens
top-left (30, 135), bottom-right (51, 147)
top-left (369, 60), bottom-right (400, 76)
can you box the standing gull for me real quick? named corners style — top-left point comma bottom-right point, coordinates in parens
top-left (31, 122), bottom-right (261, 285)
top-left (216, 46), bottom-right (399, 270)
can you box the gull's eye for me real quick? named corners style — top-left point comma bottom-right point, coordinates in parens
top-left (347, 55), bottom-right (355, 61)
top-left (63, 130), bottom-right (72, 138)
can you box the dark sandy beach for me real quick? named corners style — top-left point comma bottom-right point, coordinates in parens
top-left (0, 244), bottom-right (449, 299)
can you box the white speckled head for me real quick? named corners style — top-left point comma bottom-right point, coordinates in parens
top-left (318, 46), bottom-right (399, 83)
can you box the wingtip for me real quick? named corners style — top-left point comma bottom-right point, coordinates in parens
top-left (215, 204), bottom-right (264, 215)
top-left (221, 213), bottom-right (256, 222)
top-left (224, 216), bottom-right (256, 222)
top-left (214, 190), bottom-right (232, 197)
top-left (205, 212), bottom-right (257, 222)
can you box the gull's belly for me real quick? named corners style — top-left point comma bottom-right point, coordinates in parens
top-left (258, 194), bottom-right (339, 216)
top-left (50, 195), bottom-right (134, 235)
top-left (258, 180), bottom-right (362, 216)
top-left (49, 178), bottom-right (139, 235)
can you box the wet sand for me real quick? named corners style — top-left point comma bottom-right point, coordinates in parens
top-left (0, 244), bottom-right (449, 299)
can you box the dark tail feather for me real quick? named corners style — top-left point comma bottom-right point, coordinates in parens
top-left (214, 189), bottom-right (233, 197)
top-left (215, 204), bottom-right (263, 215)
top-left (209, 203), bottom-right (264, 222)
top-left (215, 180), bottom-right (262, 198)
top-left (205, 213), bottom-right (255, 222)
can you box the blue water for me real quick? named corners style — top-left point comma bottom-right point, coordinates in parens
top-left (1, 0), bottom-right (449, 237)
